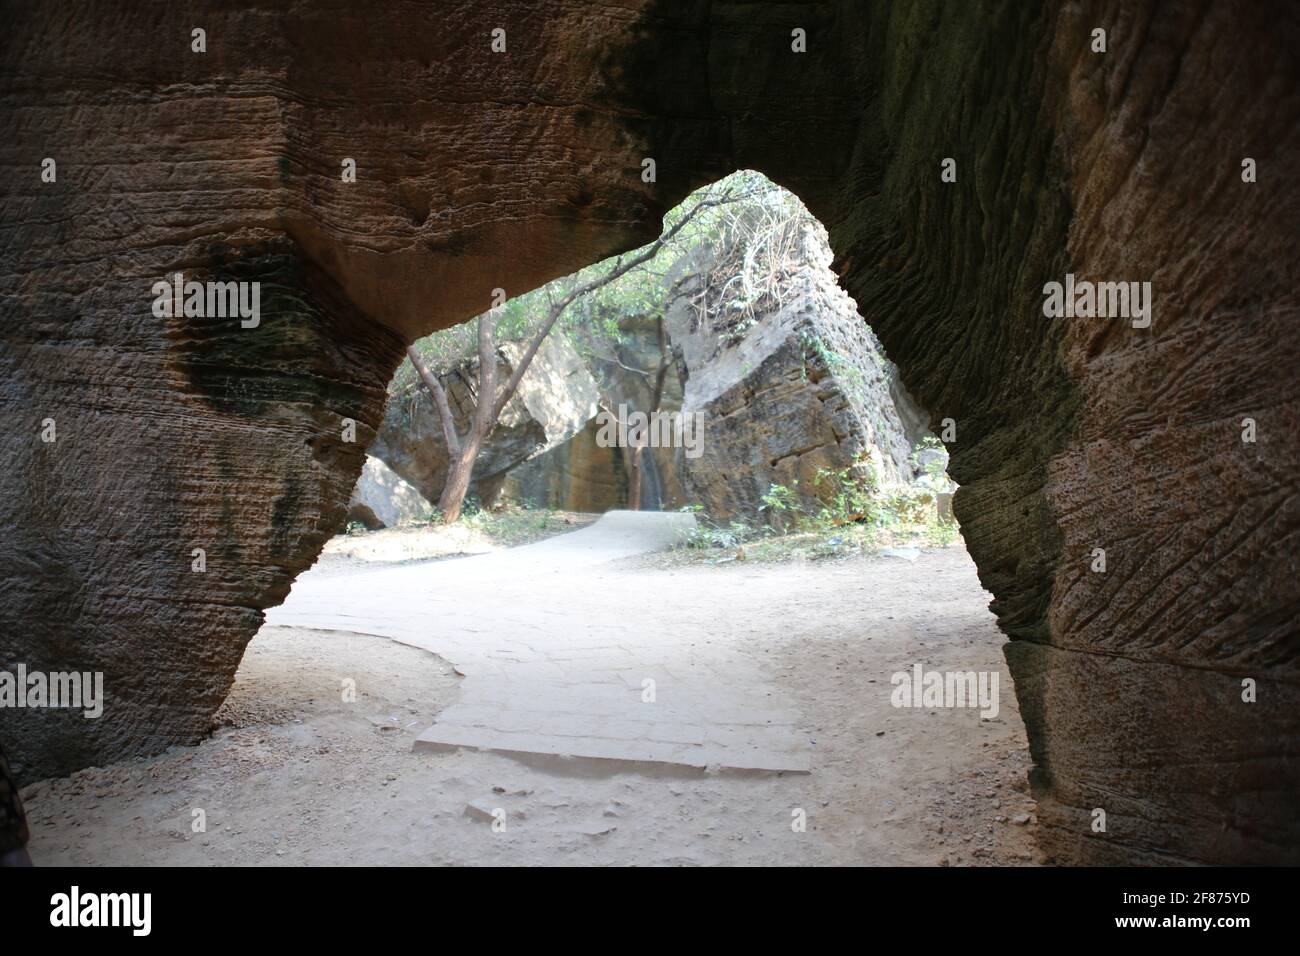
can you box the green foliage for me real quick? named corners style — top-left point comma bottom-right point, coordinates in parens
top-left (874, 486), bottom-right (937, 529)
top-left (456, 503), bottom-right (572, 547)
top-left (927, 519), bottom-right (960, 548)
top-left (759, 482), bottom-right (798, 514)
top-left (909, 435), bottom-right (948, 478)
top-left (677, 448), bottom-right (962, 566)
top-left (684, 517), bottom-right (757, 551)
top-left (812, 461), bottom-right (880, 528)
top-left (408, 506), bottom-right (445, 526)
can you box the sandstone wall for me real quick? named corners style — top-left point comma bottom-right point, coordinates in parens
top-left (711, 0), bottom-right (1300, 863)
top-left (1, 0), bottom-right (662, 784)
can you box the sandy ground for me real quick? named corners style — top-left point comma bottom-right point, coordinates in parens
top-left (23, 535), bottom-right (1042, 866)
top-left (314, 512), bottom-right (597, 574)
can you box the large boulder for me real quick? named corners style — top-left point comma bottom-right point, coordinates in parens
top-left (346, 456), bottom-right (431, 529)
top-left (665, 215), bottom-right (924, 523)
top-left (371, 334), bottom-right (599, 507)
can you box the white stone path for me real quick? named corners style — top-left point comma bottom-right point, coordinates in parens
top-left (267, 511), bottom-right (811, 772)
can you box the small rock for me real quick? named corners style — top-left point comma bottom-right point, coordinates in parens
top-left (880, 547), bottom-right (920, 562)
top-left (464, 799), bottom-right (500, 823)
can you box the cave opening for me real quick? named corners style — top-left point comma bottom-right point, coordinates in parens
top-left (4, 0), bottom-right (1293, 878)
top-left (10, 168), bottom-right (1040, 868)
top-left (168, 172), bottom-right (1036, 866)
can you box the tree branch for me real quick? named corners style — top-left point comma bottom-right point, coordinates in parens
top-left (489, 186), bottom-right (739, 421)
top-left (406, 345), bottom-right (461, 456)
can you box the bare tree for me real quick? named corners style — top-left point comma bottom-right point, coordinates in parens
top-left (408, 183), bottom-right (750, 523)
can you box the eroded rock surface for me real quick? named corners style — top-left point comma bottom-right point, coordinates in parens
top-left (2, 0), bottom-right (1296, 865)
top-left (664, 213), bottom-right (922, 522)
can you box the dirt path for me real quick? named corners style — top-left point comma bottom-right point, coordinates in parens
top-left (270, 511), bottom-right (813, 772)
top-left (23, 523), bottom-right (1042, 866)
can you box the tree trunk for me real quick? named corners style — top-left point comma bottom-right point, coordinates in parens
top-left (437, 444), bottom-right (478, 523)
top-left (433, 311), bottom-right (498, 523)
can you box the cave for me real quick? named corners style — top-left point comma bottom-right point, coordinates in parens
top-left (1, 0), bottom-right (1298, 870)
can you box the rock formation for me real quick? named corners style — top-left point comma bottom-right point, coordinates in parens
top-left (1, 0), bottom-right (1296, 865)
top-left (664, 212), bottom-right (922, 522)
top-left (371, 335), bottom-right (598, 508)
top-left (345, 456), bottom-right (431, 530)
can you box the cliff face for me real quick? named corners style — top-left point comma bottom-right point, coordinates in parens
top-left (1028, 3), bottom-right (1300, 863)
top-left (503, 313), bottom-right (685, 512)
top-left (2, 1), bottom-right (1296, 864)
